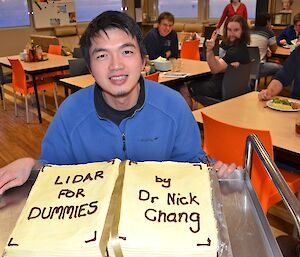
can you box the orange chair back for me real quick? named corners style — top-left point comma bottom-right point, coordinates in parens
top-left (180, 40), bottom-right (200, 60)
top-left (48, 44), bottom-right (62, 55)
top-left (8, 59), bottom-right (28, 94)
top-left (202, 112), bottom-right (279, 213)
top-left (145, 72), bottom-right (159, 82)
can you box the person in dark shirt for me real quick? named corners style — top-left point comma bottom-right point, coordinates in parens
top-left (258, 45), bottom-right (300, 100)
top-left (180, 15), bottom-right (250, 107)
top-left (277, 13), bottom-right (300, 45)
top-left (143, 12), bottom-right (179, 60)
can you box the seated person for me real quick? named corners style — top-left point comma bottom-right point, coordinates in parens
top-left (180, 15), bottom-right (250, 107)
top-left (258, 44), bottom-right (300, 100)
top-left (277, 13), bottom-right (300, 46)
top-left (250, 13), bottom-right (282, 78)
top-left (143, 12), bottom-right (179, 60)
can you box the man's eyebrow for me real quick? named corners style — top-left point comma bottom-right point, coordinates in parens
top-left (91, 48), bottom-right (106, 56)
top-left (121, 42), bottom-right (136, 49)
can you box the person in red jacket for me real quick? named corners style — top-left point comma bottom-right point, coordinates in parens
top-left (217, 0), bottom-right (248, 31)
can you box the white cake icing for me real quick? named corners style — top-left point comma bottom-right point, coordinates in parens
top-left (108, 161), bottom-right (218, 257)
top-left (4, 160), bottom-right (120, 257)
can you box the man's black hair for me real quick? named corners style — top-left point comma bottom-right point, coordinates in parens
top-left (80, 11), bottom-right (147, 69)
top-left (255, 13), bottom-right (271, 27)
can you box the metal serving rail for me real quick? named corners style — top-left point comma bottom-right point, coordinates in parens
top-left (0, 135), bottom-right (299, 256)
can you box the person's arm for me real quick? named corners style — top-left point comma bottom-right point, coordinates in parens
top-left (217, 5), bottom-right (229, 29)
top-left (171, 31), bottom-right (179, 58)
top-left (143, 30), bottom-right (160, 60)
top-left (0, 158), bottom-right (42, 194)
top-left (277, 27), bottom-right (290, 45)
top-left (258, 79), bottom-right (283, 101)
top-left (206, 30), bottom-right (228, 74)
top-left (269, 42), bottom-right (278, 53)
top-left (243, 3), bottom-right (248, 21)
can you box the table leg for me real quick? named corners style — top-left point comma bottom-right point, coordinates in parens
top-left (32, 76), bottom-right (42, 123)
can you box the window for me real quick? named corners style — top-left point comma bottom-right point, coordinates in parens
top-left (209, 0), bottom-right (256, 20)
top-left (158, 0), bottom-right (198, 19)
top-left (0, 0), bottom-right (30, 28)
top-left (75, 0), bottom-right (123, 22)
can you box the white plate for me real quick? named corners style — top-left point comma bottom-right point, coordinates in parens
top-left (160, 72), bottom-right (190, 78)
top-left (266, 100), bottom-right (300, 112)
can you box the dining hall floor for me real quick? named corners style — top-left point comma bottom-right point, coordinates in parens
top-left (0, 82), bottom-right (296, 246)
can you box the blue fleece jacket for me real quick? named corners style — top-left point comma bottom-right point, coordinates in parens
top-left (40, 80), bottom-right (206, 165)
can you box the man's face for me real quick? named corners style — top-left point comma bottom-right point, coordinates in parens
top-left (89, 28), bottom-right (145, 109)
top-left (158, 19), bottom-right (174, 37)
top-left (294, 21), bottom-right (300, 33)
top-left (226, 21), bottom-right (242, 43)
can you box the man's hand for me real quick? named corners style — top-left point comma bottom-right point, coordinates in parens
top-left (165, 50), bottom-right (171, 59)
top-left (206, 30), bottom-right (218, 52)
top-left (258, 89), bottom-right (272, 101)
top-left (0, 158), bottom-right (36, 195)
top-left (213, 161), bottom-right (242, 178)
top-left (230, 62), bottom-right (240, 68)
top-left (280, 39), bottom-right (287, 45)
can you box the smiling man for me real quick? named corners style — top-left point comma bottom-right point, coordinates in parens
top-left (143, 12), bottom-right (179, 60)
top-left (0, 11), bottom-right (238, 194)
top-left (182, 15), bottom-right (250, 104)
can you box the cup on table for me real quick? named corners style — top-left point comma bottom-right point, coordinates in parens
top-left (171, 58), bottom-right (182, 72)
top-left (295, 115), bottom-right (300, 136)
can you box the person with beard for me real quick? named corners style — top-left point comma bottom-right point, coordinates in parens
top-left (217, 0), bottom-right (248, 31)
top-left (180, 15), bottom-right (250, 106)
top-left (143, 12), bottom-right (179, 60)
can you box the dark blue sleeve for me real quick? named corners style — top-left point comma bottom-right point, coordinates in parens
top-left (273, 45), bottom-right (299, 87)
top-left (143, 29), bottom-right (160, 60)
top-left (170, 31), bottom-right (179, 58)
top-left (277, 26), bottom-right (295, 45)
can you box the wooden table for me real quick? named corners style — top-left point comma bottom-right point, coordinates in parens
top-left (273, 46), bottom-right (291, 58)
top-left (0, 54), bottom-right (72, 123)
top-left (60, 59), bottom-right (211, 92)
top-left (192, 92), bottom-right (300, 155)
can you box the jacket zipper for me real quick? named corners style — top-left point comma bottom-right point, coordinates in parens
top-left (122, 132), bottom-right (127, 159)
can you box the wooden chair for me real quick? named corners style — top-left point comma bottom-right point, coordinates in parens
top-left (8, 59), bottom-right (58, 123)
top-left (144, 72), bottom-right (159, 82)
top-left (180, 40), bottom-right (200, 60)
top-left (201, 112), bottom-right (300, 213)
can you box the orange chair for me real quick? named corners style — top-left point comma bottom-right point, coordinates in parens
top-left (37, 44), bottom-right (64, 79)
top-left (144, 72), bottom-right (159, 82)
top-left (202, 112), bottom-right (300, 213)
top-left (180, 40), bottom-right (200, 60)
top-left (8, 59), bottom-right (58, 123)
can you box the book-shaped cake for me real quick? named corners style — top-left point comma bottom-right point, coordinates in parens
top-left (3, 160), bottom-right (120, 257)
top-left (107, 161), bottom-right (218, 257)
top-left (3, 160), bottom-right (220, 257)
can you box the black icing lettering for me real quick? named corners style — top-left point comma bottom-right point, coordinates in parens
top-left (73, 174), bottom-right (84, 183)
top-left (157, 210), bottom-right (167, 222)
top-left (41, 206), bottom-right (52, 219)
top-left (62, 205), bottom-right (75, 219)
top-left (94, 170), bottom-right (104, 179)
top-left (28, 207), bottom-right (41, 220)
top-left (83, 173), bottom-right (93, 182)
top-left (189, 193), bottom-right (200, 205)
top-left (78, 203), bottom-right (88, 217)
top-left (189, 212), bottom-right (200, 233)
top-left (139, 189), bottom-right (150, 201)
top-left (145, 208), bottom-right (156, 221)
top-left (166, 212), bottom-right (177, 222)
top-left (76, 188), bottom-right (85, 198)
top-left (50, 206), bottom-right (64, 219)
top-left (87, 201), bottom-right (98, 215)
top-left (178, 212), bottom-right (188, 223)
top-left (54, 176), bottom-right (63, 185)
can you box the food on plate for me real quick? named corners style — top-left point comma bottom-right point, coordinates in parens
top-left (270, 98), bottom-right (300, 110)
